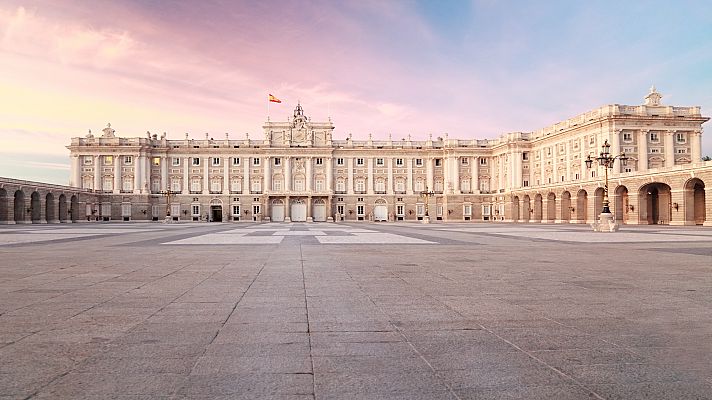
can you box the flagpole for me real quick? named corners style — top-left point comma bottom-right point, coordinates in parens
top-left (267, 95), bottom-right (270, 121)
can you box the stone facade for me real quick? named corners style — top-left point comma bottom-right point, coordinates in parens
top-left (7, 87), bottom-right (708, 226)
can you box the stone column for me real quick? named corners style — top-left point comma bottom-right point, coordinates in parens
top-left (691, 130), bottom-right (702, 163)
top-left (540, 151), bottom-right (546, 185)
top-left (426, 158), bottom-right (434, 190)
top-left (243, 157), bottom-right (250, 193)
top-left (664, 130), bottom-right (675, 168)
top-left (284, 156), bottom-right (291, 192)
top-left (512, 152), bottom-right (522, 189)
top-left (551, 150), bottom-right (558, 184)
top-left (93, 155), bottom-right (101, 191)
top-left (70, 155), bottom-right (81, 188)
top-left (203, 157), bottom-right (209, 194)
top-left (133, 155), bottom-right (141, 194)
top-left (638, 130), bottom-right (648, 172)
top-left (161, 156), bottom-right (168, 191)
top-left (452, 157), bottom-right (460, 194)
top-left (183, 157), bottom-right (189, 193)
top-left (113, 156), bottom-right (121, 194)
top-left (223, 157), bottom-right (229, 194)
top-left (406, 158), bottom-right (414, 195)
top-left (471, 157), bottom-right (479, 193)
top-left (387, 158), bottom-right (394, 195)
top-left (498, 155), bottom-right (505, 191)
top-left (263, 156), bottom-right (271, 193)
top-left (326, 158), bottom-right (333, 193)
top-left (367, 158), bottom-right (374, 194)
top-left (703, 188), bottom-right (712, 226)
top-left (347, 158), bottom-right (354, 195)
top-left (306, 157), bottom-right (312, 192)
top-left (608, 130), bottom-right (620, 175)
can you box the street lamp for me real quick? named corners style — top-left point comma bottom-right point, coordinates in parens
top-left (419, 186), bottom-right (435, 223)
top-left (159, 189), bottom-right (177, 221)
top-left (585, 140), bottom-right (629, 231)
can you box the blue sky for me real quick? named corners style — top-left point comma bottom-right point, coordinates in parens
top-left (1, 0), bottom-right (711, 184)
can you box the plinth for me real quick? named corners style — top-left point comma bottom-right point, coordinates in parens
top-left (592, 212), bottom-right (618, 232)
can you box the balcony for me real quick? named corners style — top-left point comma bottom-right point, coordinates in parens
top-left (334, 190), bottom-right (346, 194)
top-left (189, 191), bottom-right (202, 194)
top-left (230, 190), bottom-right (242, 194)
top-left (375, 191), bottom-right (386, 194)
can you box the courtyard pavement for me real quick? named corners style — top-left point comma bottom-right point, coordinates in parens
top-left (1, 221), bottom-right (712, 399)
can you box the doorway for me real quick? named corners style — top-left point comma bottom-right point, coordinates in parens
top-left (211, 205), bottom-right (222, 222)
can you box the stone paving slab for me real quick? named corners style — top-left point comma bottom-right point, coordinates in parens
top-left (1, 222), bottom-right (712, 399)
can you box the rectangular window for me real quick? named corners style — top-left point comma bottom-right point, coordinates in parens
top-left (210, 181), bottom-right (220, 192)
top-left (396, 158), bottom-right (404, 166)
top-left (624, 167), bottom-right (632, 172)
top-left (231, 180), bottom-right (242, 192)
top-left (415, 158), bottom-right (423, 166)
top-left (650, 132), bottom-right (659, 142)
top-left (83, 156), bottom-right (93, 165)
top-left (336, 158), bottom-right (344, 166)
top-left (623, 132), bottom-right (632, 141)
top-left (336, 181), bottom-right (345, 192)
top-left (356, 205), bottom-right (365, 215)
top-left (191, 205), bottom-right (200, 215)
top-left (479, 158), bottom-right (487, 165)
top-left (104, 156), bottom-right (113, 165)
top-left (192, 157), bottom-right (200, 166)
top-left (124, 156), bottom-right (133, 165)
top-left (212, 157), bottom-right (220, 166)
top-left (651, 148), bottom-right (660, 153)
top-left (376, 158), bottom-right (384, 166)
top-left (677, 149), bottom-right (687, 154)
top-left (232, 157), bottom-right (240, 166)
top-left (251, 180), bottom-right (261, 193)
top-left (463, 204), bottom-right (472, 216)
top-left (523, 180), bottom-right (529, 187)
top-left (191, 179), bottom-right (201, 192)
top-left (396, 205), bottom-right (405, 216)
top-left (337, 205), bottom-right (345, 215)
top-left (232, 205), bottom-right (240, 216)
top-left (434, 159), bottom-right (442, 167)
top-left (252, 158), bottom-right (260, 166)
top-left (121, 204), bottom-right (131, 217)
top-left (274, 157), bottom-right (281, 166)
top-left (355, 180), bottom-right (365, 192)
top-left (315, 158), bottom-right (323, 165)
top-left (152, 157), bottom-right (161, 166)
top-left (356, 158), bottom-right (364, 166)
top-left (172, 158), bottom-right (180, 166)
top-left (315, 179), bottom-right (324, 191)
top-left (171, 180), bottom-right (181, 192)
top-left (253, 205), bottom-right (261, 215)
top-left (522, 153), bottom-right (528, 161)
top-left (676, 133), bottom-right (685, 143)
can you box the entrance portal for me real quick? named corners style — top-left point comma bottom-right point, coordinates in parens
top-left (291, 200), bottom-right (307, 222)
top-left (211, 205), bottom-right (222, 222)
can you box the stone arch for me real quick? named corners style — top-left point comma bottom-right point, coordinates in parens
top-left (58, 194), bottom-right (68, 222)
top-left (576, 189), bottom-right (588, 222)
top-left (614, 185), bottom-right (629, 223)
top-left (522, 195), bottom-right (531, 222)
top-left (546, 192), bottom-right (556, 222)
top-left (70, 195), bottom-right (79, 222)
top-left (533, 194), bottom-right (543, 221)
top-left (14, 190), bottom-right (26, 223)
top-left (683, 178), bottom-right (705, 225)
top-left (0, 188), bottom-right (7, 224)
top-left (46, 192), bottom-right (55, 223)
top-left (512, 196), bottom-right (520, 222)
top-left (639, 182), bottom-right (672, 225)
top-left (561, 191), bottom-right (571, 222)
top-left (30, 191), bottom-right (41, 223)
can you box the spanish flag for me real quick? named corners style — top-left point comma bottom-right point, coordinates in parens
top-left (268, 94), bottom-right (282, 103)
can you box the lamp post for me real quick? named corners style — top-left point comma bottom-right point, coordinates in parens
top-left (159, 189), bottom-right (176, 222)
top-left (585, 140), bottom-right (629, 231)
top-left (419, 186), bottom-right (435, 224)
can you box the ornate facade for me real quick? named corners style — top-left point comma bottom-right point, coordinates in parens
top-left (3, 87), bottom-right (710, 226)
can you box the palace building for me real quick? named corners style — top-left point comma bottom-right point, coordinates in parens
top-left (1, 87), bottom-right (710, 226)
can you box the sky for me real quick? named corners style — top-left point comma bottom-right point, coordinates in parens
top-left (1, 0), bottom-right (711, 185)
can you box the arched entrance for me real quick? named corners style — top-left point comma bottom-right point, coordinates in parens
top-left (684, 178), bottom-right (705, 225)
top-left (30, 191), bottom-right (41, 223)
top-left (639, 182), bottom-right (672, 225)
top-left (593, 187), bottom-right (605, 219)
top-left (546, 192), bottom-right (556, 222)
top-left (373, 199), bottom-right (388, 222)
top-left (70, 195), bottom-right (79, 223)
top-left (0, 188), bottom-right (7, 224)
top-left (614, 186), bottom-right (629, 223)
top-left (576, 190), bottom-right (588, 222)
top-left (46, 193), bottom-right (55, 223)
top-left (271, 199), bottom-right (285, 222)
top-left (58, 194), bottom-right (68, 222)
top-left (512, 196), bottom-right (520, 222)
top-left (209, 199), bottom-right (223, 222)
top-left (522, 195), bottom-right (531, 222)
top-left (561, 191), bottom-right (571, 222)
top-left (312, 199), bottom-right (326, 222)
top-left (533, 194), bottom-right (543, 221)
top-left (14, 190), bottom-right (25, 223)
top-left (291, 199), bottom-right (307, 222)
